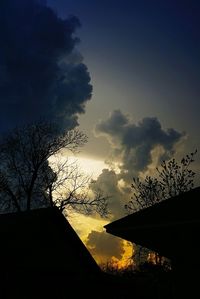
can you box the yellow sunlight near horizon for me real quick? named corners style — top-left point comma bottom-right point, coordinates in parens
top-left (68, 213), bottom-right (133, 269)
top-left (50, 153), bottom-right (133, 269)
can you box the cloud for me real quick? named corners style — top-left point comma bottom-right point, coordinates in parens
top-left (95, 110), bottom-right (185, 180)
top-left (90, 169), bottom-right (127, 219)
top-left (86, 230), bottom-right (125, 263)
top-left (92, 110), bottom-right (185, 219)
top-left (0, 0), bottom-right (92, 132)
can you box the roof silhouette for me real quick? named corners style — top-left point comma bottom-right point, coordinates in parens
top-left (0, 206), bottom-right (184, 298)
top-left (105, 187), bottom-right (200, 264)
top-left (0, 207), bottom-right (100, 298)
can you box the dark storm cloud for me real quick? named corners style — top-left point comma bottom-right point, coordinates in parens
top-left (0, 0), bottom-right (92, 131)
top-left (95, 110), bottom-right (185, 178)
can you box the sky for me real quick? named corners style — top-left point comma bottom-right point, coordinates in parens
top-left (47, 0), bottom-right (200, 161)
top-left (0, 0), bottom-right (200, 266)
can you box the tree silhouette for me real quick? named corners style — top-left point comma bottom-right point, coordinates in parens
top-left (125, 150), bottom-right (197, 214)
top-left (0, 122), bottom-right (108, 216)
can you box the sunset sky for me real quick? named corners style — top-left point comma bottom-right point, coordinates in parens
top-left (1, 0), bottom-right (200, 266)
top-left (47, 0), bottom-right (200, 265)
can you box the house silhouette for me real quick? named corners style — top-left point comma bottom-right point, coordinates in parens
top-left (105, 187), bottom-right (200, 298)
top-left (0, 204), bottom-right (186, 298)
top-left (0, 207), bottom-right (101, 298)
top-left (105, 187), bottom-right (200, 265)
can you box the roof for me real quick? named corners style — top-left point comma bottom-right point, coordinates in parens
top-left (105, 187), bottom-right (200, 262)
top-left (0, 207), bottom-right (101, 297)
top-left (0, 206), bottom-right (100, 275)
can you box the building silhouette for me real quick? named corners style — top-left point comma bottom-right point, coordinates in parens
top-left (105, 187), bottom-right (200, 298)
top-left (0, 207), bottom-right (100, 298)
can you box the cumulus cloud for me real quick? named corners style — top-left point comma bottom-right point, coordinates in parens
top-left (90, 169), bottom-right (127, 219)
top-left (95, 110), bottom-right (185, 181)
top-left (0, 0), bottom-right (92, 132)
top-left (86, 230), bottom-right (125, 263)
top-left (92, 110), bottom-right (185, 219)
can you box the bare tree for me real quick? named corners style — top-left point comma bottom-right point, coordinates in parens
top-left (124, 151), bottom-right (197, 268)
top-left (45, 156), bottom-right (108, 217)
top-left (125, 150), bottom-right (197, 214)
top-left (0, 122), bottom-right (108, 216)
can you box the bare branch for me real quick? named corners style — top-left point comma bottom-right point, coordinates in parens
top-left (0, 122), bottom-right (108, 217)
top-left (125, 150), bottom-right (197, 214)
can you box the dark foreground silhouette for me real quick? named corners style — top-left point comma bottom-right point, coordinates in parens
top-left (0, 207), bottom-right (191, 298)
top-left (105, 187), bottom-right (200, 298)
